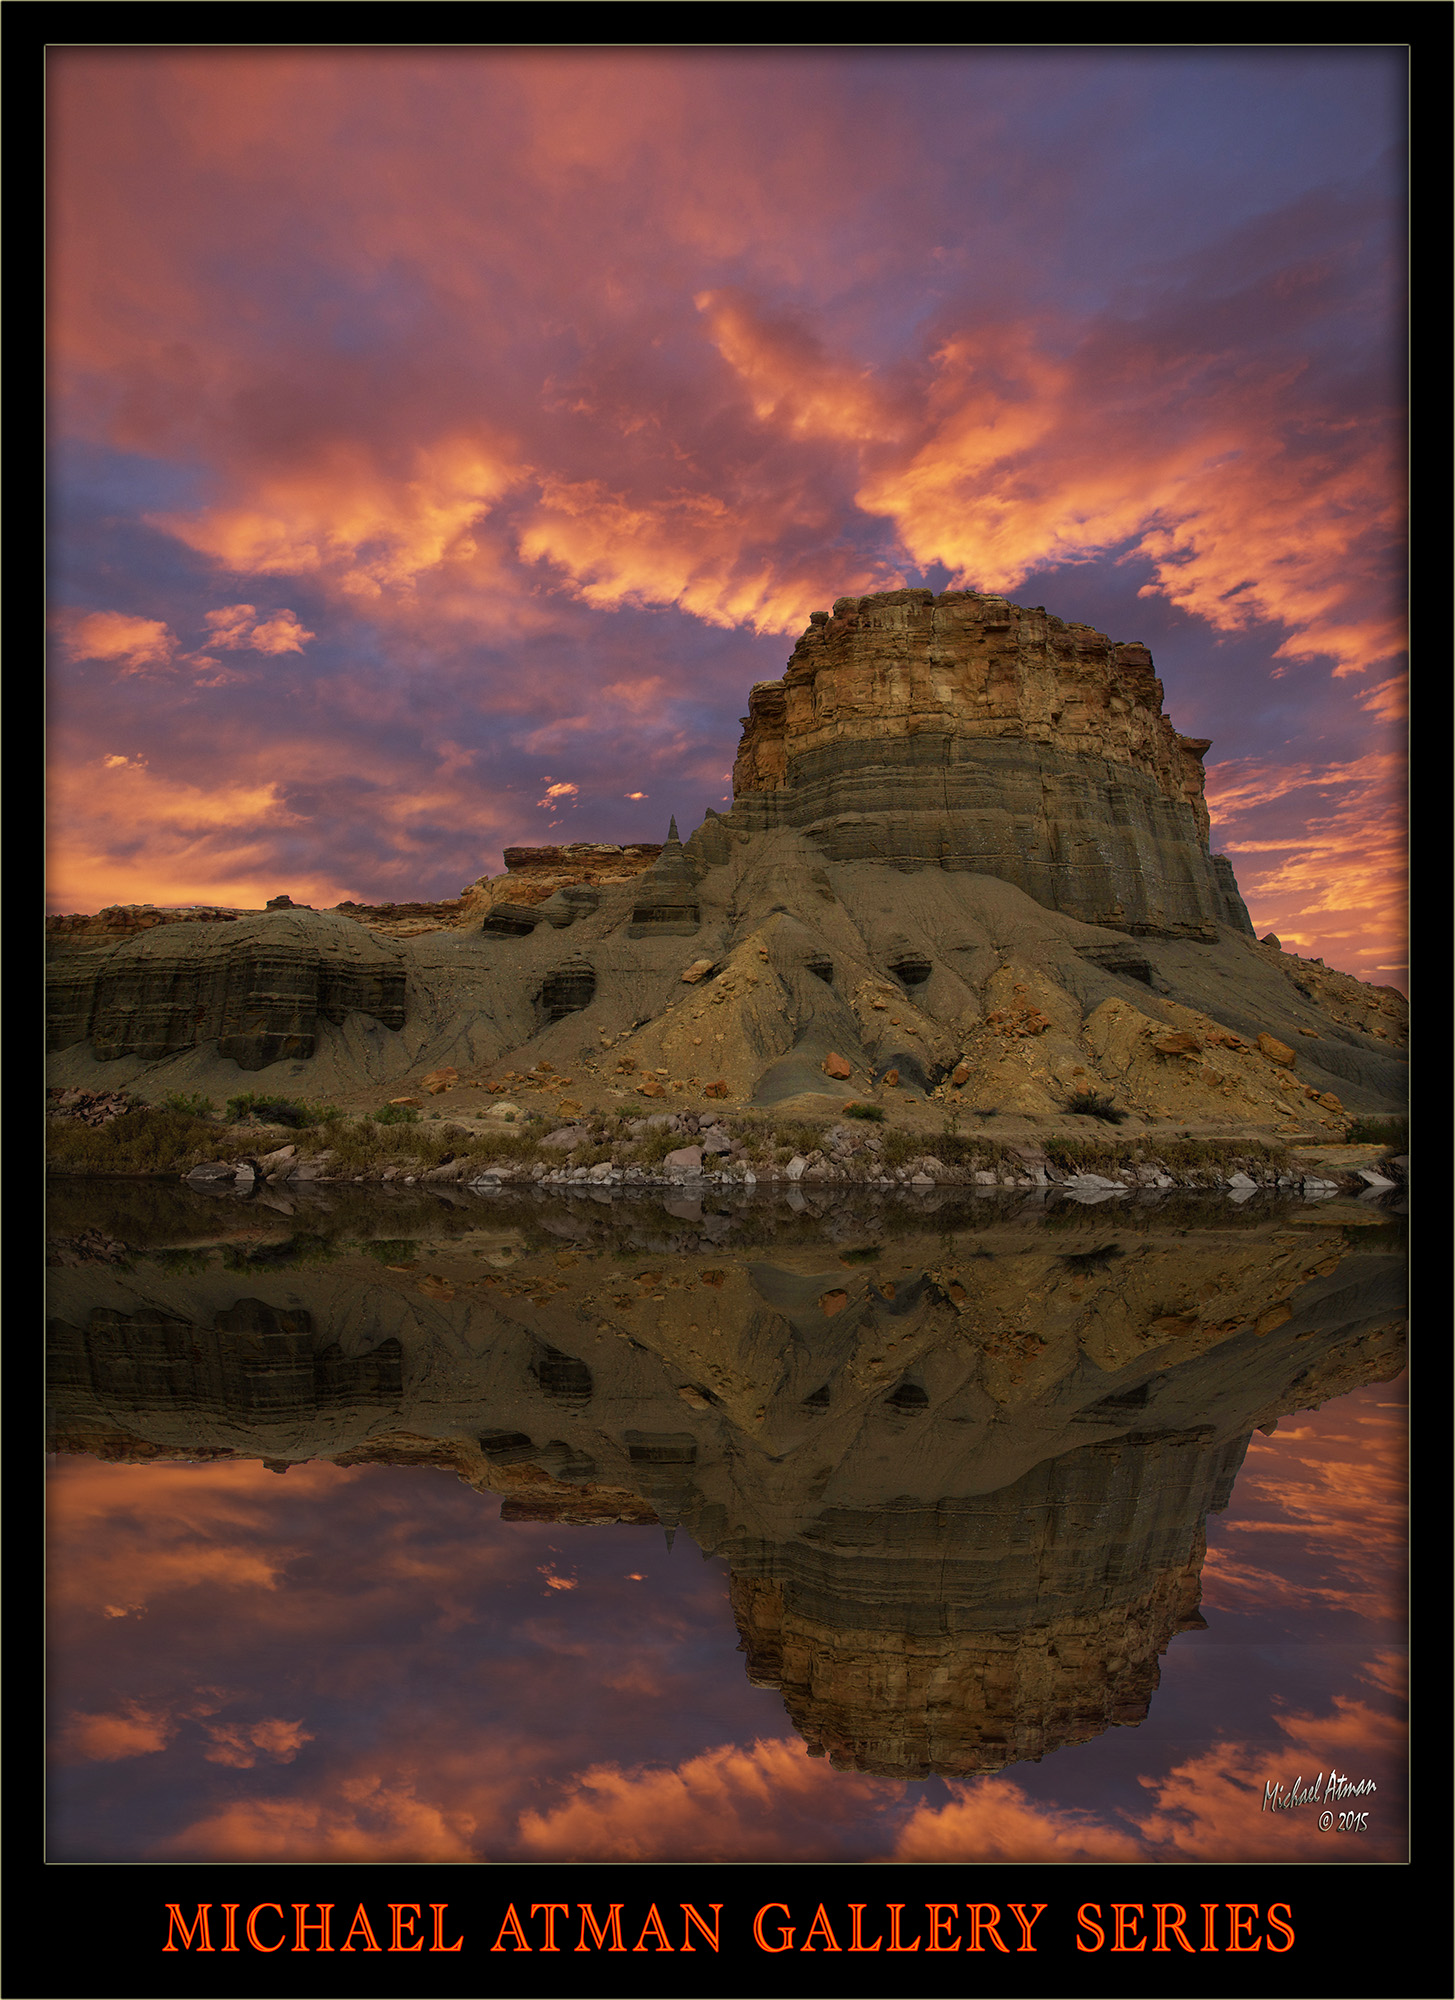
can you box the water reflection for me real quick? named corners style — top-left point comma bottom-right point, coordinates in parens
top-left (48, 1177), bottom-right (1404, 1810)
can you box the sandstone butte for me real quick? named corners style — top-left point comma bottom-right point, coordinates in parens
top-left (46, 587), bottom-right (1407, 1133)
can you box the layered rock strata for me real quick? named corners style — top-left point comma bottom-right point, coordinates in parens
top-left (46, 908), bottom-right (406, 1070)
top-left (729, 589), bottom-right (1251, 939)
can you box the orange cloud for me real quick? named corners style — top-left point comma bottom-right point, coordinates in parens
top-left (154, 440), bottom-right (521, 600)
top-left (1204, 751), bottom-right (1406, 980)
top-left (696, 289), bottom-right (895, 443)
top-left (202, 1716), bottom-right (314, 1768)
top-left (62, 610), bottom-right (176, 673)
top-left (60, 1703), bottom-right (175, 1763)
top-left (203, 604), bottom-right (316, 654)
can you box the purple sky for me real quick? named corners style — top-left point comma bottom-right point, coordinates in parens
top-left (47, 47), bottom-right (1406, 983)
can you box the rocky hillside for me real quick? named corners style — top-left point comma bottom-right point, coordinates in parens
top-left (47, 590), bottom-right (1406, 1135)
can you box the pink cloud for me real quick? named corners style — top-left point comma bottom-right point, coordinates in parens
top-left (60, 1703), bottom-right (175, 1763)
top-left (63, 610), bottom-right (176, 673)
top-left (201, 1717), bottom-right (314, 1768)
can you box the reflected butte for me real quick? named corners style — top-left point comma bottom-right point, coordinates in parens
top-left (48, 1181), bottom-right (1405, 1778)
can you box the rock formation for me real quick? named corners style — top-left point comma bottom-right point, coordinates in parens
top-left (48, 1185), bottom-right (1406, 1776)
top-left (45, 589), bottom-right (1407, 1125)
top-left (729, 589), bottom-right (1251, 940)
top-left (46, 908), bottom-right (406, 1070)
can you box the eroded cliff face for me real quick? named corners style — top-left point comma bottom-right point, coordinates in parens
top-left (46, 910), bottom-right (407, 1069)
top-left (47, 1188), bottom-right (1405, 1777)
top-left (45, 589), bottom-right (1406, 1125)
top-left (729, 588), bottom-right (1247, 940)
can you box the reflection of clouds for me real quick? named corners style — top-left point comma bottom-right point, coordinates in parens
top-left (1200, 1397), bottom-right (1407, 1624)
top-left (894, 1780), bottom-right (1142, 1863)
top-left (157, 1776), bottom-right (482, 1862)
top-left (47, 1374), bottom-right (1406, 1862)
top-left (516, 1738), bottom-right (893, 1861)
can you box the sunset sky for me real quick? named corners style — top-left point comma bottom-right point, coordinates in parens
top-left (47, 46), bottom-right (1407, 984)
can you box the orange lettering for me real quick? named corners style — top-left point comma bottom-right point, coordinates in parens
top-left (293, 1905), bottom-right (333, 1952)
top-left (886, 1905), bottom-right (921, 1952)
top-left (847, 1905), bottom-right (882, 1952)
top-left (1267, 1905), bottom-right (1295, 1953)
top-left (753, 1905), bottom-right (794, 1952)
top-left (220, 1906), bottom-right (239, 1954)
top-left (1201, 1903), bottom-right (1219, 1951)
top-left (1154, 1905), bottom-right (1194, 1953)
top-left (341, 1907), bottom-right (382, 1952)
top-left (926, 1905), bottom-right (960, 1952)
top-left (430, 1905), bottom-right (463, 1952)
top-left (532, 1906), bottom-right (569, 1952)
top-left (681, 1904), bottom-right (722, 1952)
top-left (633, 1904), bottom-right (673, 1953)
top-left (1112, 1906), bottom-right (1145, 1952)
top-left (1227, 1904), bottom-right (1261, 1951)
top-left (390, 1906), bottom-right (424, 1952)
top-left (1008, 1904), bottom-right (1046, 1951)
top-left (801, 1905), bottom-right (841, 1952)
top-left (246, 1906), bottom-right (285, 1953)
top-left (577, 1906), bottom-right (624, 1952)
top-left (967, 1906), bottom-right (1008, 1953)
top-left (1077, 1905), bottom-right (1106, 1953)
top-left (162, 1906), bottom-right (212, 1953)
top-left (491, 1905), bottom-right (531, 1952)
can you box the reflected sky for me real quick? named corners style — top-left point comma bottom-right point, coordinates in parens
top-left (46, 1375), bottom-right (1406, 1863)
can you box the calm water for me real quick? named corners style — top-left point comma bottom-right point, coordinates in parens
top-left (46, 1176), bottom-right (1406, 1863)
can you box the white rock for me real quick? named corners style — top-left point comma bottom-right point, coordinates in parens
top-left (786, 1154), bottom-right (809, 1181)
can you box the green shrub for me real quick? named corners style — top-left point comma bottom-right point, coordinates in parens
top-left (227, 1092), bottom-right (340, 1127)
top-left (161, 1091), bottom-right (215, 1118)
top-left (1063, 1090), bottom-right (1127, 1124)
top-left (46, 1105), bottom-right (223, 1176)
top-left (1345, 1114), bottom-right (1407, 1149)
top-left (843, 1102), bottom-right (885, 1121)
top-left (372, 1102), bottom-right (420, 1125)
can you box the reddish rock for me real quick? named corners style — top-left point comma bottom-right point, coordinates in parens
top-left (823, 1052), bottom-right (852, 1080)
top-left (1256, 1033), bottom-right (1296, 1066)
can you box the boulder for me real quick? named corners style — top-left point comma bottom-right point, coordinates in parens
top-left (1256, 1034), bottom-right (1296, 1066)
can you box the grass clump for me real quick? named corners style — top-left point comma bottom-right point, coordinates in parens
top-left (843, 1102), bottom-right (885, 1121)
top-left (161, 1091), bottom-right (215, 1118)
top-left (1344, 1114), bottom-right (1407, 1149)
top-left (1063, 1090), bottom-right (1127, 1124)
top-left (46, 1104), bottom-right (225, 1177)
top-left (227, 1092), bottom-right (341, 1127)
top-left (371, 1102), bottom-right (420, 1125)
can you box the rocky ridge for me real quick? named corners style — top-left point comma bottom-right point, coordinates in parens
top-left (47, 590), bottom-right (1406, 1132)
